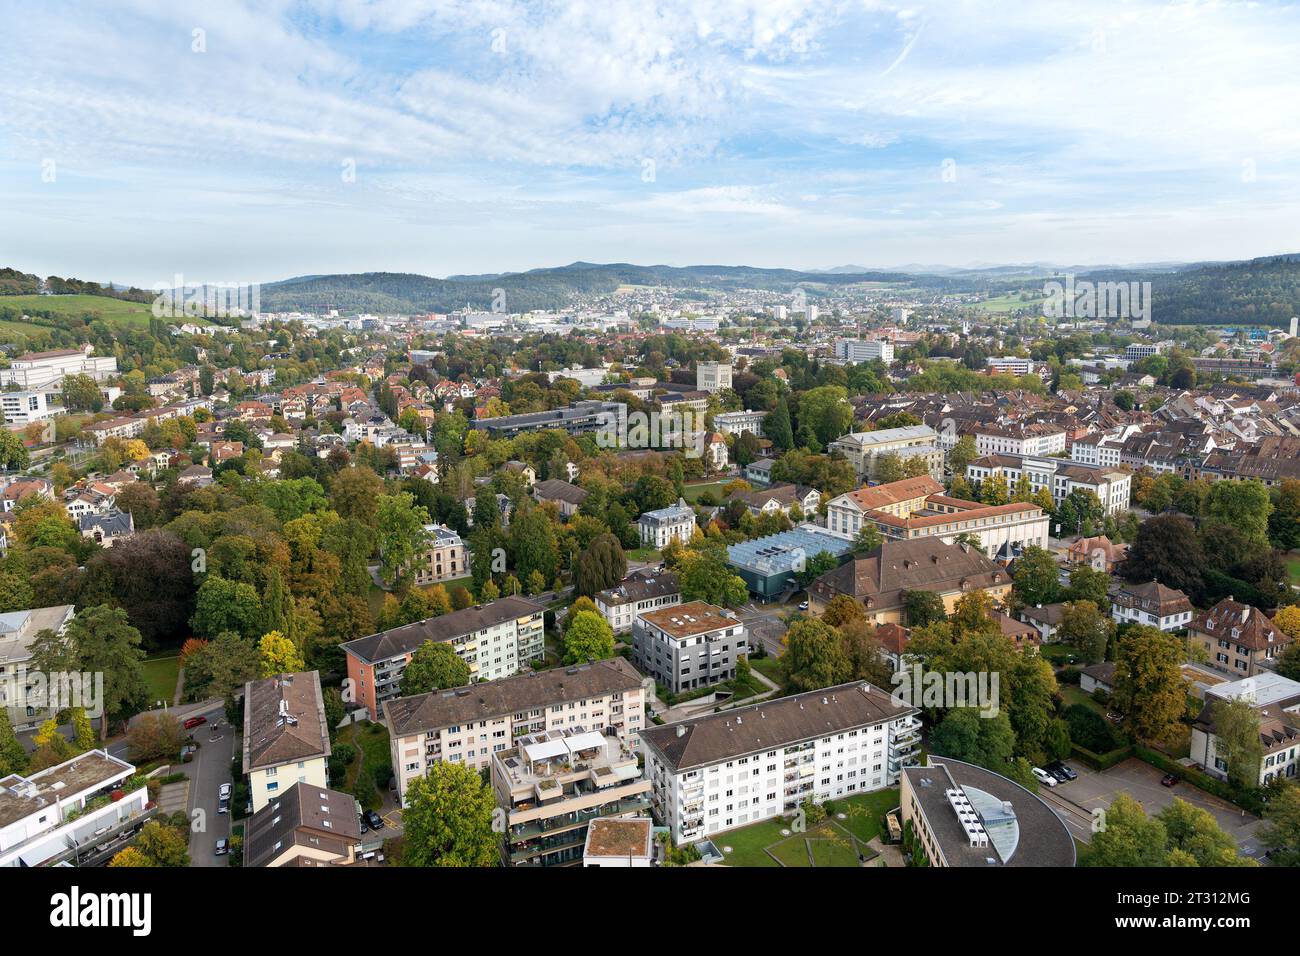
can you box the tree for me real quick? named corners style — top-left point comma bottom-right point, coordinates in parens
top-left (258, 630), bottom-right (305, 678)
top-left (572, 533), bottom-right (627, 598)
top-left (32, 605), bottom-right (146, 741)
top-left (783, 619), bottom-right (852, 693)
top-left (821, 594), bottom-right (865, 628)
top-left (375, 493), bottom-right (432, 588)
top-left (797, 386), bottom-right (853, 446)
top-left (1065, 564), bottom-right (1111, 608)
top-left (80, 529), bottom-right (196, 650)
top-left (902, 589), bottom-right (947, 628)
top-left (127, 711), bottom-right (186, 763)
top-left (794, 550), bottom-right (839, 588)
top-left (329, 466), bottom-right (384, 523)
top-left (1012, 546), bottom-right (1059, 607)
top-left (0, 429), bottom-right (30, 471)
top-left (192, 576), bottom-right (263, 639)
top-left (1112, 625), bottom-right (1186, 746)
top-left (400, 640), bottom-right (471, 695)
top-left (563, 610), bottom-right (615, 665)
top-left (949, 435), bottom-right (977, 475)
top-left (874, 452), bottom-right (905, 484)
top-left (1212, 696), bottom-right (1264, 790)
top-left (1121, 515), bottom-right (1206, 598)
top-left (1156, 798), bottom-right (1255, 866)
top-left (130, 819), bottom-right (190, 867)
top-left (1082, 793), bottom-right (1169, 867)
top-left (61, 373), bottom-right (103, 411)
top-left (981, 472), bottom-right (1009, 506)
top-left (1206, 479), bottom-right (1272, 545)
top-left (0, 708), bottom-right (27, 776)
top-left (401, 763), bottom-right (499, 867)
top-left (1056, 601), bottom-right (1112, 663)
top-left (509, 503), bottom-right (560, 587)
top-left (1260, 780), bottom-right (1300, 866)
top-left (181, 632), bottom-right (259, 707)
top-left (677, 549), bottom-right (748, 607)
top-left (852, 522), bottom-right (881, 556)
top-left (767, 397), bottom-right (794, 451)
top-left (929, 707), bottom-right (1017, 772)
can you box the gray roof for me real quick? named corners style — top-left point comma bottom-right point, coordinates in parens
top-left (243, 783), bottom-right (361, 868)
top-left (597, 569), bottom-right (679, 607)
top-left (384, 657), bottom-right (645, 737)
top-left (533, 478), bottom-right (589, 506)
top-left (341, 596), bottom-right (543, 665)
top-left (242, 671), bottom-right (331, 772)
top-left (77, 509), bottom-right (134, 537)
top-left (639, 681), bottom-right (915, 772)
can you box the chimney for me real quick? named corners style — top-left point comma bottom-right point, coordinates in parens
top-left (676, 725), bottom-right (687, 738)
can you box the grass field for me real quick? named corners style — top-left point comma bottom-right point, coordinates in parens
top-left (1, 293), bottom-right (163, 325)
top-left (142, 656), bottom-right (180, 706)
top-left (337, 721), bottom-right (392, 810)
top-left (682, 480), bottom-right (733, 503)
top-left (971, 292), bottom-right (1046, 314)
top-left (1287, 553), bottom-right (1300, 586)
top-left (715, 788), bottom-right (898, 867)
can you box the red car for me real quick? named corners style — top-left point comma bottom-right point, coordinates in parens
top-left (1161, 774), bottom-right (1179, 788)
top-left (183, 715), bottom-right (207, 730)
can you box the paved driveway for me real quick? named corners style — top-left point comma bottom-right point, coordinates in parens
top-left (185, 705), bottom-right (236, 867)
top-left (1040, 757), bottom-right (1265, 859)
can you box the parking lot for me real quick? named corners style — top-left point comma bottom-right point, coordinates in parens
top-left (1038, 757), bottom-right (1266, 859)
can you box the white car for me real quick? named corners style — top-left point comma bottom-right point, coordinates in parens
top-left (1031, 767), bottom-right (1058, 788)
top-left (218, 783), bottom-right (232, 800)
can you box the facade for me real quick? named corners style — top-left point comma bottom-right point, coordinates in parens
top-left (807, 538), bottom-right (1012, 624)
top-left (736, 483), bottom-right (821, 518)
top-left (595, 569), bottom-right (681, 635)
top-left (1191, 673), bottom-right (1300, 787)
top-left (243, 783), bottom-right (364, 867)
top-left (0, 604), bottom-right (77, 730)
top-left (242, 671), bottom-right (332, 813)
top-left (632, 601), bottom-right (747, 695)
top-left (835, 338), bottom-right (895, 364)
top-left (825, 475), bottom-right (944, 538)
top-left (695, 362), bottom-right (733, 393)
top-left (492, 728), bottom-right (652, 867)
top-left (0, 391), bottom-right (56, 426)
top-left (973, 423), bottom-right (1068, 458)
top-left (829, 426), bottom-right (944, 481)
top-left (899, 758), bottom-right (1076, 867)
top-left (713, 409), bottom-right (765, 438)
top-left (0, 346), bottom-right (118, 391)
top-left (965, 453), bottom-right (1132, 515)
top-left (384, 657), bottom-right (647, 803)
top-left (0, 750), bottom-right (154, 868)
top-left (639, 681), bottom-right (920, 844)
top-left (342, 596), bottom-right (547, 720)
top-left (984, 356), bottom-right (1034, 376)
top-left (637, 498), bottom-right (696, 549)
top-left (412, 523), bottom-right (469, 586)
top-left (1187, 599), bottom-right (1290, 677)
top-left (1110, 581), bottom-right (1194, 632)
top-left (858, 493), bottom-right (1050, 560)
top-left (743, 458), bottom-right (776, 485)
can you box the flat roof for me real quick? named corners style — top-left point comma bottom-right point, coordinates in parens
top-left (584, 817), bottom-right (653, 860)
top-left (638, 601), bottom-right (735, 640)
top-left (0, 750), bottom-right (134, 829)
top-left (727, 525), bottom-right (854, 575)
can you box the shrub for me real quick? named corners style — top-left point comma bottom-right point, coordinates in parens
top-left (1065, 703), bottom-right (1119, 752)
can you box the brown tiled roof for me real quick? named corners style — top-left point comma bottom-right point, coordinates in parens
top-left (242, 671), bottom-right (331, 772)
top-left (341, 596), bottom-right (543, 664)
top-left (809, 538), bottom-right (1009, 613)
top-left (838, 475), bottom-right (943, 511)
top-left (874, 623), bottom-right (911, 656)
top-left (1115, 581), bottom-right (1192, 616)
top-left (384, 657), bottom-right (644, 737)
top-left (639, 681), bottom-right (915, 772)
top-left (1189, 599), bottom-right (1288, 653)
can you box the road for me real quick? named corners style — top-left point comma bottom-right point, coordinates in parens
top-left (185, 703), bottom-right (236, 867)
top-left (737, 603), bottom-right (791, 658)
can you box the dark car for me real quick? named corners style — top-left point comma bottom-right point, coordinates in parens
top-left (365, 810), bottom-right (385, 830)
top-left (1161, 773), bottom-right (1179, 787)
top-left (183, 715), bottom-right (207, 730)
top-left (1047, 761), bottom-right (1077, 782)
top-left (358, 814), bottom-right (369, 834)
top-left (218, 797), bottom-right (230, 815)
top-left (214, 838), bottom-right (229, 856)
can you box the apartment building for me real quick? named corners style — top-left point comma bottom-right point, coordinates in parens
top-left (632, 602), bottom-right (747, 695)
top-left (342, 596), bottom-right (546, 720)
top-left (1110, 581), bottom-right (1193, 632)
top-left (825, 475), bottom-right (944, 537)
top-left (595, 569), bottom-right (681, 635)
top-left (492, 728), bottom-right (652, 866)
top-left (807, 538), bottom-right (1012, 623)
top-left (639, 681), bottom-right (920, 844)
top-left (0, 391), bottom-right (56, 426)
top-left (0, 750), bottom-right (154, 868)
top-left (242, 671), bottom-right (332, 813)
top-left (713, 409), bottom-right (765, 438)
top-left (411, 523), bottom-right (469, 586)
top-left (984, 356), bottom-right (1035, 376)
top-left (695, 362), bottom-right (733, 393)
top-left (472, 400), bottom-right (627, 439)
top-left (0, 604), bottom-right (77, 731)
top-left (1191, 673), bottom-right (1300, 787)
top-left (243, 783), bottom-right (364, 867)
top-left (965, 453), bottom-right (1132, 515)
top-left (899, 758), bottom-right (1076, 867)
top-left (384, 657), bottom-right (647, 802)
top-left (0, 346), bottom-right (118, 391)
top-left (835, 338), bottom-right (895, 364)
top-left (973, 422), bottom-right (1067, 458)
top-left (1187, 599), bottom-right (1290, 677)
top-left (829, 425), bottom-right (944, 482)
top-left (637, 498), bottom-right (696, 549)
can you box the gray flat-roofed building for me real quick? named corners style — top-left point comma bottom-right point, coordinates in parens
top-left (472, 400), bottom-right (626, 438)
top-left (632, 601), bottom-right (745, 694)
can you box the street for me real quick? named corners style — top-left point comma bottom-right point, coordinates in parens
top-left (183, 703), bottom-right (236, 867)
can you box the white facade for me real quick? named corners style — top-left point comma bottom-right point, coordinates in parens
top-left (696, 362), bottom-right (733, 394)
top-left (974, 425), bottom-right (1067, 458)
top-left (638, 499), bottom-right (696, 549)
top-left (835, 339), bottom-right (894, 364)
top-left (0, 347), bottom-right (118, 391)
top-left (966, 454), bottom-right (1131, 515)
top-left (0, 391), bottom-right (56, 426)
top-left (713, 409), bottom-right (765, 438)
top-left (985, 356), bottom-right (1034, 376)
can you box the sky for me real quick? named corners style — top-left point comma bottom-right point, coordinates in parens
top-left (3, 0), bottom-right (1300, 287)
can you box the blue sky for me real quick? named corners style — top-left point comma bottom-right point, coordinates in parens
top-left (3, 0), bottom-right (1300, 286)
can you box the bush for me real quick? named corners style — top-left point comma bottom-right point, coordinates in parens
top-left (1065, 703), bottom-right (1118, 752)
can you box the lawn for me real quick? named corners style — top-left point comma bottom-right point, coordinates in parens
top-left (715, 788), bottom-right (898, 867)
top-left (749, 655), bottom-right (785, 686)
top-left (682, 480), bottom-right (733, 503)
top-left (625, 547), bottom-right (662, 563)
top-left (1286, 553), bottom-right (1300, 586)
top-left (1, 293), bottom-right (164, 326)
top-left (1060, 683), bottom-right (1108, 717)
top-left (142, 656), bottom-right (180, 706)
top-left (970, 292), bottom-right (1046, 314)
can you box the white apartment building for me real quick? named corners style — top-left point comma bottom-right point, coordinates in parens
top-left (1110, 581), bottom-right (1194, 632)
top-left (965, 453), bottom-right (1132, 515)
top-left (695, 362), bottom-right (733, 394)
top-left (973, 423), bottom-right (1067, 458)
top-left (0, 391), bottom-right (56, 426)
top-left (713, 409), bottom-right (766, 438)
top-left (1191, 673), bottom-right (1300, 788)
top-left (384, 657), bottom-right (647, 804)
top-left (829, 425), bottom-right (944, 482)
top-left (0, 604), bottom-right (78, 730)
top-left (637, 498), bottom-right (696, 549)
top-left (835, 339), bottom-right (895, 364)
top-left (595, 569), bottom-right (681, 635)
top-left (0, 346), bottom-right (118, 391)
top-left (984, 356), bottom-right (1035, 376)
top-left (639, 682), bottom-right (920, 845)
top-left (0, 750), bottom-right (155, 868)
top-left (242, 671), bottom-right (332, 813)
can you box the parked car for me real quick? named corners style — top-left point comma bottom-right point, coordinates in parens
top-left (1031, 767), bottom-right (1058, 787)
top-left (214, 838), bottom-right (229, 856)
top-left (218, 783), bottom-right (232, 800)
top-left (798, 601), bottom-right (809, 611)
top-left (179, 744), bottom-right (197, 763)
top-left (359, 815), bottom-right (369, 834)
top-left (365, 809), bottom-right (385, 830)
top-left (1106, 711), bottom-right (1124, 723)
top-left (1047, 761), bottom-right (1077, 782)
top-left (183, 715), bottom-right (207, 730)
top-left (1161, 773), bottom-right (1179, 787)
top-left (218, 797), bottom-right (230, 815)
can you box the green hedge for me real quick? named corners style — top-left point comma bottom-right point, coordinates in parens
top-left (1070, 742), bottom-right (1133, 771)
top-left (1132, 744), bottom-right (1263, 814)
